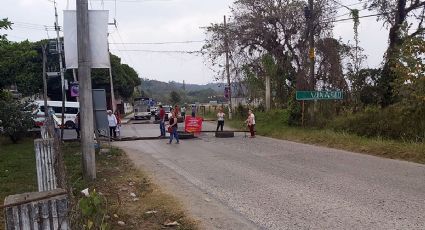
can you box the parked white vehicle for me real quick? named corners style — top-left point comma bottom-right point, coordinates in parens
top-left (33, 100), bottom-right (79, 128)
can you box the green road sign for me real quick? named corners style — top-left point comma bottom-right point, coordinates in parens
top-left (296, 91), bottom-right (343, 101)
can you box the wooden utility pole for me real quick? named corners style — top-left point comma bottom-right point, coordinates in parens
top-left (42, 45), bottom-right (48, 117)
top-left (77, 0), bottom-right (96, 180)
top-left (308, 0), bottom-right (315, 88)
top-left (224, 16), bottom-right (233, 119)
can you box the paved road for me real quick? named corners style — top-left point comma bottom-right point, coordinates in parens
top-left (113, 121), bottom-right (425, 230)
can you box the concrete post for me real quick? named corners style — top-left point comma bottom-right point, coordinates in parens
top-left (77, 0), bottom-right (96, 179)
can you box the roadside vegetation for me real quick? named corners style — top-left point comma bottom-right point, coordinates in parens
top-left (0, 136), bottom-right (197, 229)
top-left (223, 107), bottom-right (425, 164)
top-left (63, 143), bottom-right (198, 229)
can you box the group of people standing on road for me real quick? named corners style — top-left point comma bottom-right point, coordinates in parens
top-left (215, 108), bottom-right (256, 137)
top-left (158, 104), bottom-right (256, 142)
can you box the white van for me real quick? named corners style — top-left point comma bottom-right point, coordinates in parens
top-left (33, 100), bottom-right (79, 128)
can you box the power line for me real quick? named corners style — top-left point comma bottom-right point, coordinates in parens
top-left (108, 34), bottom-right (130, 64)
top-left (12, 25), bottom-right (57, 31)
top-left (329, 7), bottom-right (368, 21)
top-left (109, 40), bottom-right (204, 45)
top-left (115, 28), bottom-right (137, 66)
top-left (327, 1), bottom-right (364, 11)
top-left (90, 0), bottom-right (172, 2)
top-left (327, 12), bottom-right (391, 24)
top-left (330, 0), bottom-right (354, 10)
top-left (109, 49), bottom-right (202, 54)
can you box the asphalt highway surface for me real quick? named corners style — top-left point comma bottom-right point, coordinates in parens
top-left (113, 120), bottom-right (425, 230)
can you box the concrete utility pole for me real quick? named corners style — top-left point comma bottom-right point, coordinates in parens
top-left (224, 15), bottom-right (233, 120)
top-left (42, 44), bottom-right (48, 117)
top-left (77, 0), bottom-right (96, 180)
top-left (53, 0), bottom-right (66, 140)
top-left (265, 75), bottom-right (271, 111)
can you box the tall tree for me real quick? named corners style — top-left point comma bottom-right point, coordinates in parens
top-left (203, 0), bottom-right (338, 106)
top-left (363, 0), bottom-right (425, 106)
top-left (0, 18), bottom-right (12, 41)
top-left (0, 40), bottom-right (40, 95)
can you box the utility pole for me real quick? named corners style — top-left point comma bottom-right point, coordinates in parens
top-left (224, 15), bottom-right (233, 120)
top-left (53, 0), bottom-right (66, 140)
top-left (307, 0), bottom-right (315, 89)
top-left (42, 44), bottom-right (48, 117)
top-left (77, 0), bottom-right (96, 180)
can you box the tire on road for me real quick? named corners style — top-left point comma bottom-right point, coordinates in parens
top-left (215, 131), bottom-right (235, 138)
top-left (177, 131), bottom-right (195, 139)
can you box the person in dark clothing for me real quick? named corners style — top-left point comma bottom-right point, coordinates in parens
top-left (191, 105), bottom-right (196, 117)
top-left (158, 105), bottom-right (166, 137)
top-left (167, 112), bottom-right (179, 144)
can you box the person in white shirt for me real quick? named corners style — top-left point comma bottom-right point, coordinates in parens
top-left (107, 110), bottom-right (118, 138)
top-left (216, 108), bottom-right (225, 132)
top-left (245, 109), bottom-right (256, 137)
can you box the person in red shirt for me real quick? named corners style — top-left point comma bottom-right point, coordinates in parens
top-left (158, 105), bottom-right (166, 137)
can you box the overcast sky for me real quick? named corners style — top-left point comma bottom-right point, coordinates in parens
top-left (1, 0), bottom-right (389, 85)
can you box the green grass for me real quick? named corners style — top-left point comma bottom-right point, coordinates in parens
top-left (0, 137), bottom-right (38, 226)
top-left (226, 112), bottom-right (425, 164)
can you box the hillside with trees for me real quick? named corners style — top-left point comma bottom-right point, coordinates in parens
top-left (138, 78), bottom-right (225, 104)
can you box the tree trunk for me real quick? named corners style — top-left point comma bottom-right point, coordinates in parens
top-left (380, 0), bottom-right (407, 107)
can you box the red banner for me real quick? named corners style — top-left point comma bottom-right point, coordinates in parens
top-left (184, 116), bottom-right (203, 133)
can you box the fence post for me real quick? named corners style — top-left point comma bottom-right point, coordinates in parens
top-left (4, 189), bottom-right (69, 230)
top-left (34, 137), bottom-right (66, 192)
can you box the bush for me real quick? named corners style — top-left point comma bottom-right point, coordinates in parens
top-left (288, 99), bottom-right (302, 126)
top-left (0, 94), bottom-right (36, 143)
top-left (254, 109), bottom-right (290, 135)
top-left (330, 105), bottom-right (425, 142)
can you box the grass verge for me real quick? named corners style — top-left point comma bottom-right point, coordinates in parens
top-left (0, 137), bottom-right (37, 227)
top-left (63, 142), bottom-right (198, 229)
top-left (226, 116), bottom-right (425, 164)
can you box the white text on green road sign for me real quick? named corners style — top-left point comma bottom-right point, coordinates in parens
top-left (296, 91), bottom-right (343, 100)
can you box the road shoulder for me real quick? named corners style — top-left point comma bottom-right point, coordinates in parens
top-left (115, 143), bottom-right (259, 230)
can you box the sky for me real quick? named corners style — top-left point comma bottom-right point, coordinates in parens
top-left (1, 0), bottom-right (390, 85)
